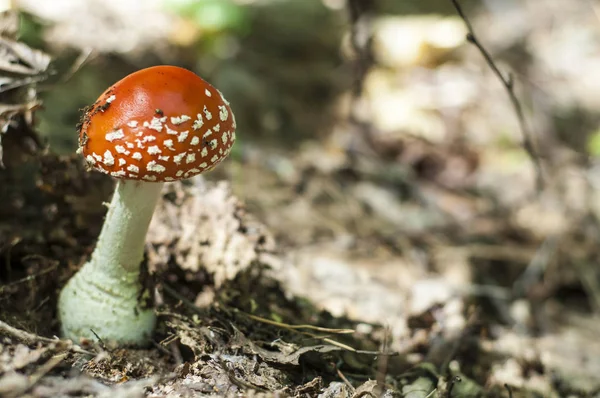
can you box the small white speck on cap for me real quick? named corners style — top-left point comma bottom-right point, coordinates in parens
top-left (118, 158), bottom-right (126, 166)
top-left (210, 139), bottom-right (218, 149)
top-left (159, 155), bottom-right (170, 161)
top-left (201, 147), bottom-right (208, 157)
top-left (186, 153), bottom-right (196, 164)
top-left (126, 142), bottom-right (134, 149)
top-left (106, 95), bottom-right (116, 103)
top-left (132, 152), bottom-right (142, 160)
top-left (127, 164), bottom-right (139, 173)
top-left (166, 125), bottom-right (178, 135)
top-left (144, 116), bottom-right (167, 132)
top-left (142, 135), bottom-right (157, 143)
top-left (111, 170), bottom-right (126, 177)
top-left (218, 105), bottom-right (228, 121)
top-left (127, 120), bottom-right (139, 128)
top-left (199, 162), bottom-right (208, 169)
top-left (103, 150), bottom-right (115, 166)
top-left (173, 152), bottom-right (186, 164)
top-left (176, 170), bottom-right (184, 177)
top-left (190, 136), bottom-right (200, 145)
top-left (213, 124), bottom-right (220, 132)
top-left (146, 161), bottom-right (166, 173)
top-left (217, 89), bottom-right (230, 106)
top-left (171, 115), bottom-right (191, 125)
top-left (192, 114), bottom-right (203, 130)
top-left (164, 139), bottom-right (175, 150)
top-left (178, 130), bottom-right (189, 143)
top-left (203, 106), bottom-right (212, 120)
top-left (184, 168), bottom-right (201, 177)
top-left (165, 177), bottom-right (175, 181)
top-left (203, 130), bottom-right (212, 139)
top-left (105, 129), bottom-right (125, 142)
top-left (221, 132), bottom-right (228, 144)
top-left (148, 145), bottom-right (161, 155)
top-left (205, 89), bottom-right (212, 97)
top-left (143, 175), bottom-right (158, 181)
top-left (86, 155), bottom-right (96, 164)
top-left (210, 155), bottom-right (218, 163)
top-left (115, 145), bottom-right (130, 155)
top-left (92, 153), bottom-right (102, 162)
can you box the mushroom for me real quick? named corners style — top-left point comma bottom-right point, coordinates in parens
top-left (58, 65), bottom-right (236, 345)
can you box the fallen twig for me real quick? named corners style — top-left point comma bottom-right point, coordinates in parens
top-left (450, 0), bottom-right (544, 191)
top-left (0, 320), bottom-right (93, 355)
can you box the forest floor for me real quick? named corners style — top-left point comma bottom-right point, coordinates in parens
top-left (2, 1), bottom-right (600, 397)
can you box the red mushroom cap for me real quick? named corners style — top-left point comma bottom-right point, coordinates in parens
top-left (78, 65), bottom-right (236, 182)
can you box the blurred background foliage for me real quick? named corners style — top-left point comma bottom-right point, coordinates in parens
top-left (18, 0), bottom-right (480, 155)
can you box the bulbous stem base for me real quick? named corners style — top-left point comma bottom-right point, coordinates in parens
top-left (58, 261), bottom-right (155, 345)
top-left (58, 180), bottom-right (163, 346)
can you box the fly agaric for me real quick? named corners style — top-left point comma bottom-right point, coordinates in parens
top-left (58, 65), bottom-right (236, 345)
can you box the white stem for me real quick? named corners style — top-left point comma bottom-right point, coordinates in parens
top-left (58, 180), bottom-right (163, 346)
top-left (91, 180), bottom-right (164, 274)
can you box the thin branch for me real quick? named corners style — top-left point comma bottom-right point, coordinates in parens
top-left (0, 320), bottom-right (93, 355)
top-left (0, 320), bottom-right (56, 345)
top-left (0, 262), bottom-right (58, 295)
top-left (451, 0), bottom-right (544, 191)
top-left (335, 366), bottom-right (355, 391)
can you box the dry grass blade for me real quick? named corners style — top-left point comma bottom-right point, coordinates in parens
top-left (240, 311), bottom-right (355, 334)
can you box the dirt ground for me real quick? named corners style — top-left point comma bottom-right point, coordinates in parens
top-left (1, 1), bottom-right (600, 397)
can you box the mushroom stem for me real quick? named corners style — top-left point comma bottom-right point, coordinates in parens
top-left (58, 180), bottom-right (163, 345)
top-left (92, 180), bottom-right (164, 274)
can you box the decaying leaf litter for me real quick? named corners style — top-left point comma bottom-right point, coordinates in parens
top-left (2, 0), bottom-right (600, 397)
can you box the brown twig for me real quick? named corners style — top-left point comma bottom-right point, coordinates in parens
top-left (0, 261), bottom-right (58, 295)
top-left (0, 320), bottom-right (93, 355)
top-left (450, 0), bottom-right (544, 191)
top-left (335, 366), bottom-right (355, 391)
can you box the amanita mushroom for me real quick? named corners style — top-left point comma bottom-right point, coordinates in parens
top-left (58, 65), bottom-right (236, 345)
